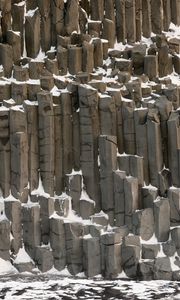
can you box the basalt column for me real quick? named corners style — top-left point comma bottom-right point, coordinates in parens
top-left (134, 108), bottom-right (149, 184)
top-left (115, 0), bottom-right (126, 43)
top-left (99, 94), bottom-right (116, 137)
top-left (171, 0), bottom-right (180, 26)
top-left (163, 0), bottom-right (171, 31)
top-left (107, 88), bottom-right (124, 154)
top-left (51, 0), bottom-right (64, 45)
top-left (0, 108), bottom-right (10, 197)
top-left (54, 104), bottom-right (63, 195)
top-left (90, 0), bottom-right (104, 21)
top-left (167, 111), bottom-right (180, 187)
top-left (125, 0), bottom-right (136, 44)
top-left (151, 0), bottom-right (163, 34)
top-left (78, 85), bottom-right (101, 211)
top-left (25, 8), bottom-right (40, 58)
top-left (142, 0), bottom-right (151, 38)
top-left (10, 107), bottom-right (28, 202)
top-left (135, 0), bottom-right (142, 42)
top-left (99, 135), bottom-right (117, 226)
top-left (147, 111), bottom-right (163, 187)
top-left (60, 91), bottom-right (73, 177)
top-left (23, 101), bottom-right (39, 193)
top-left (122, 100), bottom-right (136, 155)
top-left (104, 0), bottom-right (115, 22)
top-left (65, 0), bottom-right (79, 35)
top-left (38, 0), bottom-right (51, 52)
top-left (37, 91), bottom-right (54, 196)
top-left (10, 132), bottom-right (28, 202)
top-left (12, 2), bottom-right (25, 54)
top-left (0, 0), bottom-right (11, 41)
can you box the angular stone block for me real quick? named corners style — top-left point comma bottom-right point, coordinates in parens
top-left (168, 188), bottom-right (180, 224)
top-left (0, 218), bottom-right (10, 252)
top-left (35, 246), bottom-right (53, 272)
top-left (162, 240), bottom-right (176, 257)
top-left (80, 197), bottom-right (95, 220)
top-left (92, 38), bottom-right (103, 68)
top-left (64, 222), bottom-right (83, 275)
top-left (142, 185), bottom-right (158, 209)
top-left (54, 194), bottom-right (70, 218)
top-left (83, 236), bottom-right (101, 277)
top-left (7, 30), bottom-right (21, 65)
top-left (132, 208), bottom-right (154, 241)
top-left (50, 217), bottom-right (66, 271)
top-left (4, 199), bottom-right (21, 254)
top-left (138, 259), bottom-right (154, 281)
top-left (113, 170), bottom-right (126, 226)
top-left (154, 257), bottom-right (172, 280)
top-left (142, 244), bottom-right (160, 259)
top-left (102, 18), bottom-right (115, 48)
top-left (22, 204), bottom-right (41, 258)
top-left (68, 46), bottom-right (82, 75)
top-left (0, 44), bottom-right (13, 78)
top-left (171, 227), bottom-right (180, 249)
top-left (101, 232), bottom-right (122, 278)
top-left (154, 198), bottom-right (170, 242)
top-left (121, 244), bottom-right (140, 278)
top-left (124, 176), bottom-right (139, 229)
top-left (82, 41), bottom-right (94, 73)
top-left (144, 55), bottom-right (158, 81)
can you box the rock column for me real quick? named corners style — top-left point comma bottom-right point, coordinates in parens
top-left (78, 85), bottom-right (101, 211)
top-left (37, 91), bottom-right (54, 196)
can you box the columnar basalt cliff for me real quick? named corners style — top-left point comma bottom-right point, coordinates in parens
top-left (0, 0), bottom-right (180, 280)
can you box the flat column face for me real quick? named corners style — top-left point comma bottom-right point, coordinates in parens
top-left (37, 92), bottom-right (55, 196)
top-left (25, 9), bottom-right (40, 58)
top-left (151, 0), bottom-right (163, 34)
top-left (24, 101), bottom-right (39, 192)
top-left (11, 132), bottom-right (28, 201)
top-left (147, 116), bottom-right (163, 187)
top-left (90, 0), bottom-right (104, 21)
top-left (142, 0), bottom-right (151, 37)
top-left (115, 0), bottom-right (126, 43)
top-left (125, 0), bottom-right (136, 43)
top-left (171, 0), bottom-right (180, 26)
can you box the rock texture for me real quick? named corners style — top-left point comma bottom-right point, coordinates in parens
top-left (0, 0), bottom-right (179, 281)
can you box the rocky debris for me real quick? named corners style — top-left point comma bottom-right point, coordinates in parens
top-left (0, 0), bottom-right (179, 281)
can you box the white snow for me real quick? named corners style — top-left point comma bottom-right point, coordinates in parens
top-left (140, 234), bottom-right (159, 245)
top-left (25, 8), bottom-right (38, 17)
top-left (92, 210), bottom-right (109, 220)
top-left (15, 1), bottom-right (25, 7)
top-left (0, 258), bottom-right (17, 275)
top-left (83, 233), bottom-right (92, 239)
top-left (31, 175), bottom-right (50, 198)
top-left (14, 247), bottom-right (33, 264)
top-left (80, 189), bottom-right (95, 205)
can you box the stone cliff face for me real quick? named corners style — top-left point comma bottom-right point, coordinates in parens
top-left (0, 0), bottom-right (179, 280)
